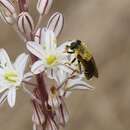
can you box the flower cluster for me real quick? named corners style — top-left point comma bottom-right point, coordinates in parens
top-left (0, 0), bottom-right (96, 130)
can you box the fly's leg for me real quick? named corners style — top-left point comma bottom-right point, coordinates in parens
top-left (71, 58), bottom-right (76, 64)
top-left (65, 57), bottom-right (76, 66)
top-left (66, 50), bottom-right (75, 54)
top-left (78, 60), bottom-right (82, 73)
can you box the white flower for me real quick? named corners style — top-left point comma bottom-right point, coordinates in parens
top-left (47, 85), bottom-right (62, 108)
top-left (0, 49), bottom-right (28, 107)
top-left (27, 28), bottom-right (69, 81)
top-left (57, 73), bottom-right (94, 97)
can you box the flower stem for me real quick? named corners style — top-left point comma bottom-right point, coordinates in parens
top-left (33, 15), bottom-right (43, 33)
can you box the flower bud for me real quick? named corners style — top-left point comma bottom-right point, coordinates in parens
top-left (34, 28), bottom-right (41, 43)
top-left (32, 90), bottom-right (45, 125)
top-left (55, 104), bottom-right (69, 126)
top-left (47, 12), bottom-right (64, 37)
top-left (46, 119), bottom-right (58, 130)
top-left (17, 12), bottom-right (34, 38)
top-left (0, 0), bottom-right (17, 24)
top-left (37, 0), bottom-right (53, 15)
top-left (34, 27), bottom-right (47, 44)
top-left (32, 106), bottom-right (45, 125)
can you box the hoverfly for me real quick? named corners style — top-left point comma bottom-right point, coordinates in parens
top-left (65, 40), bottom-right (98, 80)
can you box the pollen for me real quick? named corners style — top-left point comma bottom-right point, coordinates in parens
top-left (4, 71), bottom-right (18, 83)
top-left (46, 55), bottom-right (57, 65)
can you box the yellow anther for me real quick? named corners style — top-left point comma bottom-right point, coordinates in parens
top-left (46, 55), bottom-right (57, 65)
top-left (4, 71), bottom-right (18, 83)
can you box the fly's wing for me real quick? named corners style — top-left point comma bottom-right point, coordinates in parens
top-left (90, 57), bottom-right (98, 78)
top-left (81, 42), bottom-right (93, 61)
top-left (83, 42), bottom-right (99, 78)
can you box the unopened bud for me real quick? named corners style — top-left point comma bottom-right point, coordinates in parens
top-left (55, 105), bottom-right (69, 126)
top-left (46, 119), bottom-right (58, 130)
top-left (47, 12), bottom-right (64, 37)
top-left (32, 102), bottom-right (45, 125)
top-left (37, 0), bottom-right (53, 15)
top-left (0, 0), bottom-right (17, 24)
top-left (34, 27), bottom-right (47, 44)
top-left (32, 109), bottom-right (45, 125)
top-left (17, 12), bottom-right (34, 38)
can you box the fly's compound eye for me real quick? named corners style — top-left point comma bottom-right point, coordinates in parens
top-left (70, 42), bottom-right (79, 49)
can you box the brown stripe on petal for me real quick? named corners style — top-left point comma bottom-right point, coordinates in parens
top-left (37, 0), bottom-right (42, 8)
top-left (32, 100), bottom-right (43, 125)
top-left (27, 43), bottom-right (43, 59)
top-left (0, 1), bottom-right (12, 14)
top-left (0, 11), bottom-right (8, 24)
top-left (47, 12), bottom-right (64, 37)
top-left (22, 15), bottom-right (26, 34)
top-left (34, 29), bottom-right (40, 43)
top-left (47, 13), bottom-right (58, 30)
top-left (17, 15), bottom-right (22, 32)
top-left (37, 0), bottom-right (53, 15)
top-left (42, 0), bottom-right (49, 15)
top-left (17, 12), bottom-right (34, 37)
top-left (47, 119), bottom-right (58, 130)
top-left (39, 28), bottom-right (42, 45)
top-left (25, 15), bottom-right (33, 31)
top-left (0, 94), bottom-right (7, 105)
top-left (53, 15), bottom-right (60, 32)
top-left (40, 28), bottom-right (47, 45)
top-left (32, 63), bottom-right (44, 74)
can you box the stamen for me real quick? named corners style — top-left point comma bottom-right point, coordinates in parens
top-left (50, 86), bottom-right (57, 95)
top-left (4, 71), bottom-right (18, 83)
top-left (46, 55), bottom-right (57, 65)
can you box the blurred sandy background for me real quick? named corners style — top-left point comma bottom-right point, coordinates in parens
top-left (0, 0), bottom-right (130, 130)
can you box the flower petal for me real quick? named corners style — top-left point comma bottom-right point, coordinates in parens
top-left (31, 60), bottom-right (45, 74)
top-left (68, 80), bottom-right (94, 90)
top-left (34, 27), bottom-right (47, 46)
top-left (57, 41), bottom-right (69, 52)
top-left (0, 85), bottom-right (9, 93)
top-left (23, 72), bottom-right (33, 81)
top-left (26, 41), bottom-right (44, 59)
top-left (34, 28), bottom-right (41, 43)
top-left (0, 91), bottom-right (8, 105)
top-left (7, 87), bottom-right (16, 108)
top-left (0, 49), bottom-right (13, 69)
top-left (14, 53), bottom-right (29, 77)
top-left (58, 64), bottom-right (73, 74)
top-left (48, 96), bottom-right (61, 108)
top-left (44, 30), bottom-right (57, 50)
